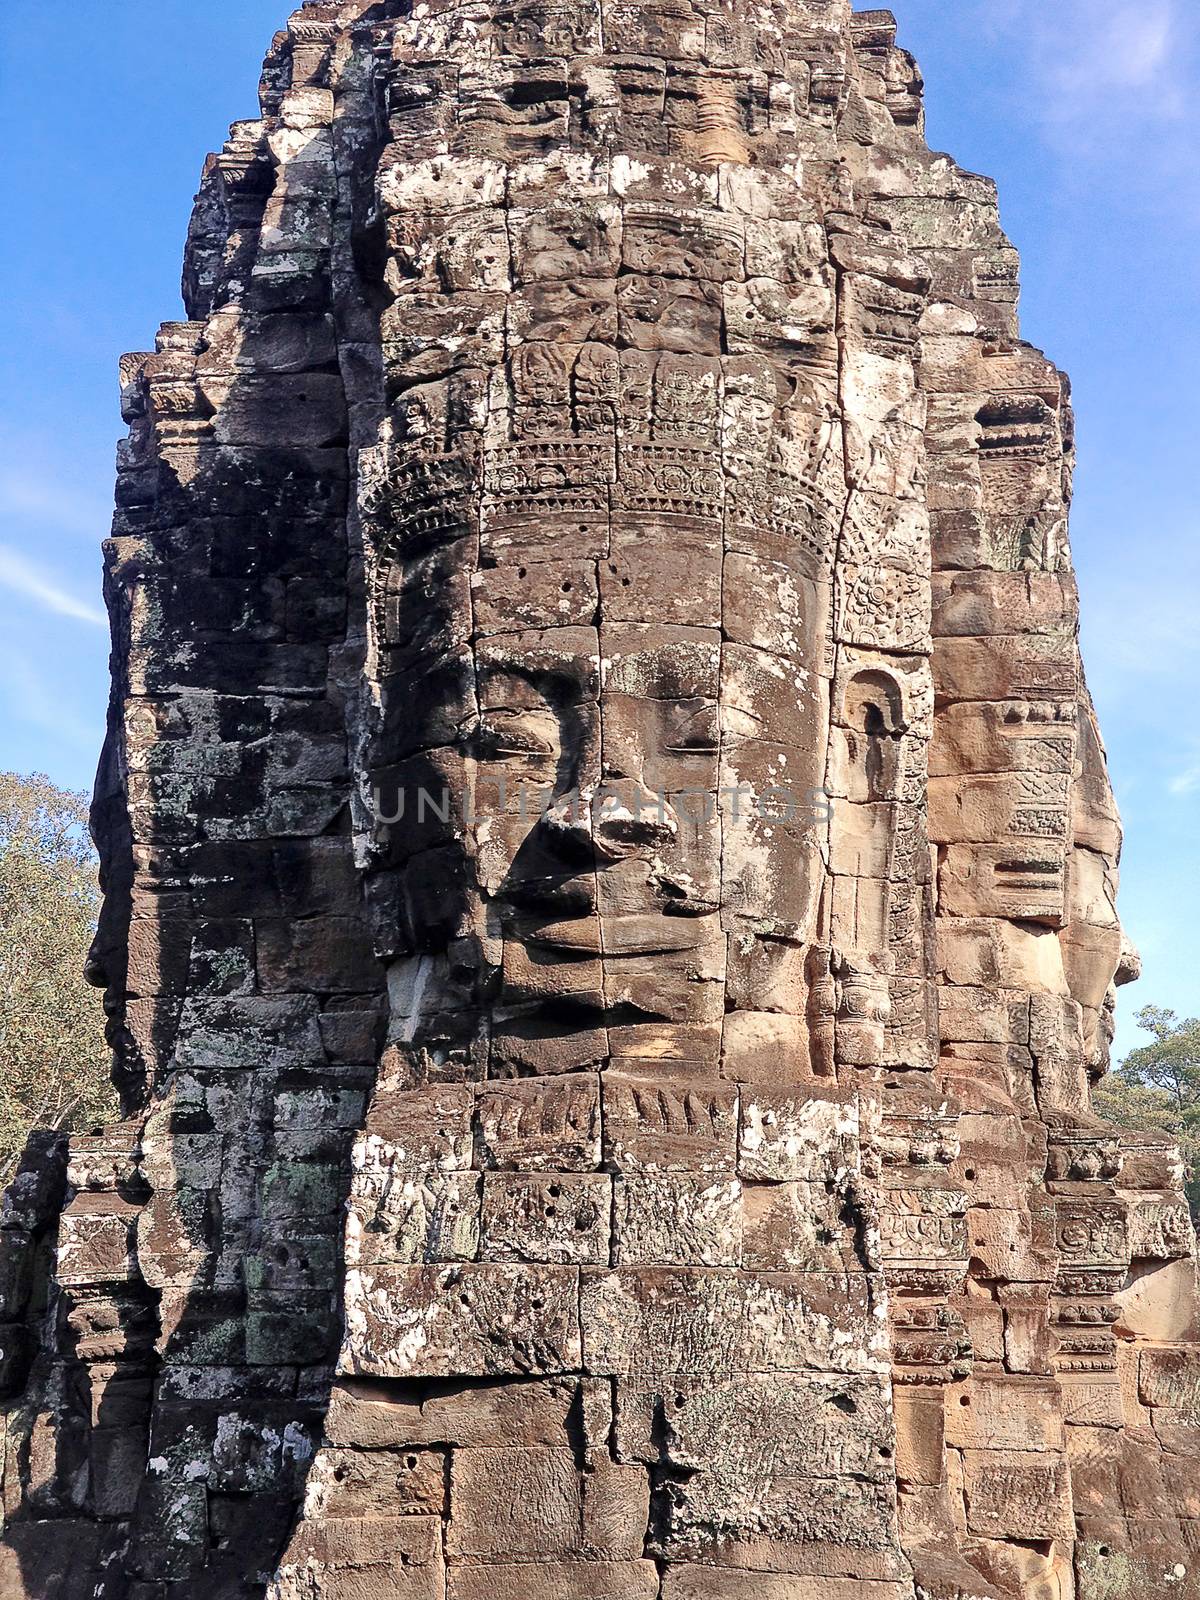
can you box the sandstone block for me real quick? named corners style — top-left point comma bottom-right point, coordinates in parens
top-left (614, 1372), bottom-right (894, 1481)
top-left (341, 1264), bottom-right (582, 1379)
top-left (580, 1268), bottom-right (888, 1378)
top-left (325, 1377), bottom-right (609, 1453)
top-left (1140, 1349), bottom-right (1200, 1415)
top-left (480, 1173), bottom-right (612, 1265)
top-left (350, 1171), bottom-right (482, 1266)
top-left (304, 1447), bottom-right (446, 1520)
top-left (664, 1578), bottom-right (910, 1600)
top-left (962, 1449), bottom-right (1074, 1543)
top-left (613, 1174), bottom-right (742, 1266)
top-left (447, 1447), bottom-right (647, 1562)
top-left (448, 1563), bottom-right (659, 1600)
top-left (602, 1077), bottom-right (738, 1175)
top-left (741, 1180), bottom-right (862, 1272)
top-left (738, 1089), bottom-right (860, 1184)
top-left (945, 1376), bottom-right (1065, 1452)
top-left (275, 1515), bottom-right (445, 1599)
top-left (476, 1079), bottom-right (602, 1172)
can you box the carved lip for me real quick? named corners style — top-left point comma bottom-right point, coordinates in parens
top-left (517, 911), bottom-right (718, 956)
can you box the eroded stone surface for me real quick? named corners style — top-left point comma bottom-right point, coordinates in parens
top-left (1, 2), bottom-right (1197, 1596)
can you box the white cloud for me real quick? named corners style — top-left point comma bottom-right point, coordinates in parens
top-left (1081, 601), bottom-right (1199, 709)
top-left (0, 469), bottom-right (107, 540)
top-left (1169, 763), bottom-right (1200, 797)
top-left (1052, 2), bottom-right (1174, 96)
top-left (0, 646), bottom-right (102, 754)
top-left (0, 545), bottom-right (107, 627)
top-left (980, 0), bottom-right (1197, 138)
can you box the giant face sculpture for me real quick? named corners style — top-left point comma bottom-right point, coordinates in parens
top-left (7, 9), bottom-right (1190, 1600)
top-left (310, 13), bottom-right (949, 1573)
top-left (359, 202), bottom-right (857, 1091)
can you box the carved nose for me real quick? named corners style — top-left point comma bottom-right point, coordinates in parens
top-left (1116, 932), bottom-right (1142, 988)
top-left (84, 936), bottom-right (110, 990)
top-left (539, 781), bottom-right (678, 862)
top-left (535, 792), bottom-right (599, 871)
top-left (592, 780), bottom-right (678, 855)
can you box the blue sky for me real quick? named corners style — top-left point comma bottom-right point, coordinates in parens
top-left (1, 1), bottom-right (1196, 1060)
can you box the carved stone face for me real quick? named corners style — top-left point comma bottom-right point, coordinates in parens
top-left (366, 493), bottom-right (833, 1077)
top-left (477, 623), bottom-right (728, 1050)
top-left (9, 11), bottom-right (1191, 1600)
top-left (358, 172), bottom-right (852, 1083)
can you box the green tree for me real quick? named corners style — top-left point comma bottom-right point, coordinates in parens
top-left (1094, 1006), bottom-right (1200, 1218)
top-left (0, 771), bottom-right (115, 1181)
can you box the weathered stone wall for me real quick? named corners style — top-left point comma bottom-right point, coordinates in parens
top-left (1, 3), bottom-right (1198, 1598)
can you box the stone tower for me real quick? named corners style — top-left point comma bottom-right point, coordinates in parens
top-left (2, 2), bottom-right (1198, 1597)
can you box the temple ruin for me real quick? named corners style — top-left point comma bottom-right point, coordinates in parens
top-left (2, 2), bottom-right (1199, 1596)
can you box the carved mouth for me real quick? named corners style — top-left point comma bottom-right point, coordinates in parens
top-left (514, 912), bottom-right (716, 957)
top-left (498, 865), bottom-right (717, 945)
top-left (498, 875), bottom-right (597, 920)
top-left (494, 996), bottom-right (673, 1033)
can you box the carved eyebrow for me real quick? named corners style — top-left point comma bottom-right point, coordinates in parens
top-left (468, 712), bottom-right (557, 757)
top-left (476, 664), bottom-right (589, 707)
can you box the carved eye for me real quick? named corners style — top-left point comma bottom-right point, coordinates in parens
top-left (665, 702), bottom-right (719, 753)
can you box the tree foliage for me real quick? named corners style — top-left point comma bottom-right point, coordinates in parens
top-left (0, 771), bottom-right (115, 1181)
top-left (1094, 1005), bottom-right (1200, 1218)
